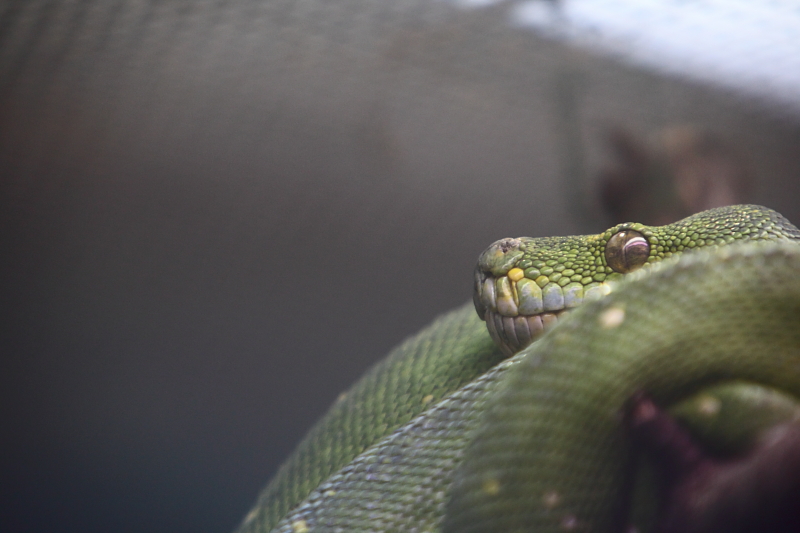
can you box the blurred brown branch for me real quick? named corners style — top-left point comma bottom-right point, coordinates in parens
top-left (599, 126), bottom-right (753, 225)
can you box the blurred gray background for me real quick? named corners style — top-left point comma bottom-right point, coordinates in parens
top-left (2, 1), bottom-right (800, 532)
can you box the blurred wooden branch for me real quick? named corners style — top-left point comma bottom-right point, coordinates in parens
top-left (599, 126), bottom-right (753, 225)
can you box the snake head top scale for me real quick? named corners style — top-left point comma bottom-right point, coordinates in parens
top-left (473, 204), bottom-right (800, 356)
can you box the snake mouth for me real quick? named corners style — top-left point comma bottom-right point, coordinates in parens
top-left (483, 308), bottom-right (570, 356)
top-left (474, 261), bottom-right (611, 356)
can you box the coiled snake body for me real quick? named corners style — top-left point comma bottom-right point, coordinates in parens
top-left (237, 205), bottom-right (800, 533)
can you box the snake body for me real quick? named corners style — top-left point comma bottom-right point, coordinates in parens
top-left (237, 205), bottom-right (800, 533)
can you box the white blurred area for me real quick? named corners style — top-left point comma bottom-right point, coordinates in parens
top-left (452, 0), bottom-right (800, 114)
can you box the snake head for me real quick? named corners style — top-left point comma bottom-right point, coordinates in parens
top-left (473, 205), bottom-right (800, 357)
top-left (473, 234), bottom-right (623, 356)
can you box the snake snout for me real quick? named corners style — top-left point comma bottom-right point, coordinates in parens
top-left (474, 237), bottom-right (611, 356)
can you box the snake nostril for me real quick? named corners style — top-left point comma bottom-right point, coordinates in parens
top-left (478, 237), bottom-right (526, 276)
top-left (497, 238), bottom-right (521, 253)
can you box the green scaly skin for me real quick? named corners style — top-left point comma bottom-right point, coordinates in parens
top-left (444, 242), bottom-right (800, 533)
top-left (236, 205), bottom-right (800, 533)
top-left (472, 204), bottom-right (796, 356)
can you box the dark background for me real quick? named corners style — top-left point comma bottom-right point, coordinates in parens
top-left (2, 1), bottom-right (800, 532)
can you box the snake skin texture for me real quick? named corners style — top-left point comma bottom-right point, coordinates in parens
top-left (239, 206), bottom-right (800, 533)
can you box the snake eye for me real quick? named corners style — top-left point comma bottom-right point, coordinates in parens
top-left (605, 230), bottom-right (650, 273)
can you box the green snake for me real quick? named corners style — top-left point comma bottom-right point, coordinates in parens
top-left (236, 205), bottom-right (800, 533)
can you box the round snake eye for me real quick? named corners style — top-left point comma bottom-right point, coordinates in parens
top-left (605, 230), bottom-right (650, 273)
